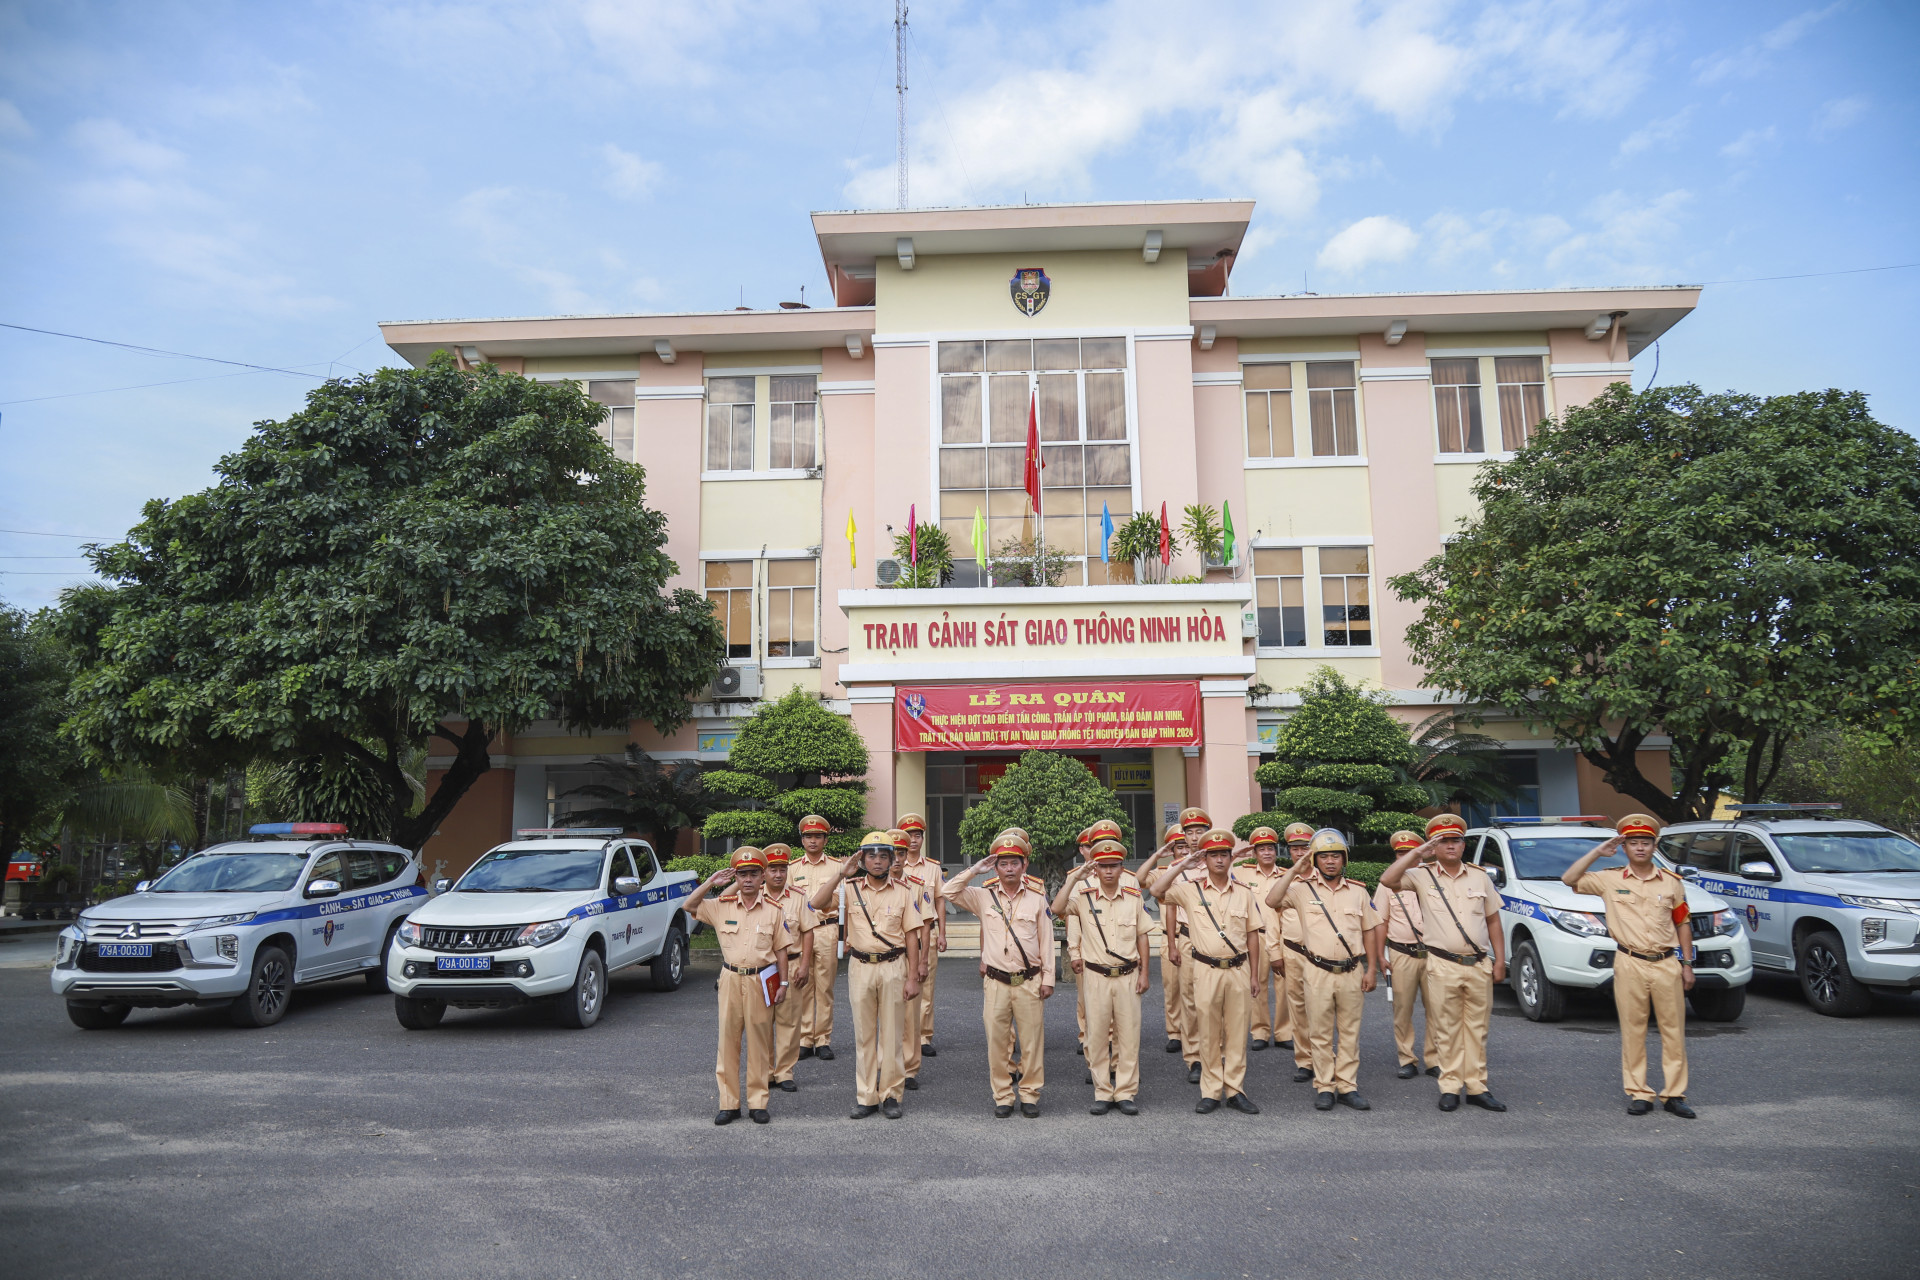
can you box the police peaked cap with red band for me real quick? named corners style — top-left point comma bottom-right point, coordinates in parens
top-left (1088, 818), bottom-right (1124, 843)
top-left (1179, 807), bottom-right (1211, 830)
top-left (762, 844), bottom-right (791, 865)
top-left (888, 829), bottom-right (910, 850)
top-left (1617, 813), bottom-right (1660, 838)
top-left (897, 813), bottom-right (927, 833)
top-left (989, 831), bottom-right (1031, 860)
top-left (1248, 826), bottom-right (1281, 848)
top-left (1425, 814), bottom-right (1469, 837)
top-left (1390, 830), bottom-right (1424, 852)
top-left (1200, 830), bottom-right (1236, 854)
top-left (1089, 838), bottom-right (1127, 863)
top-left (1283, 822), bottom-right (1316, 845)
top-left (730, 847), bottom-right (766, 870)
top-left (798, 815), bottom-right (832, 835)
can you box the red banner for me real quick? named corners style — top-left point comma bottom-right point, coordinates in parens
top-left (894, 681), bottom-right (1201, 753)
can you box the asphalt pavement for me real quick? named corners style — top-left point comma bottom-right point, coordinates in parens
top-left (1, 939), bottom-right (1916, 1280)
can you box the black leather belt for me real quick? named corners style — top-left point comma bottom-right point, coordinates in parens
top-left (1175, 923), bottom-right (1190, 937)
top-left (785, 951), bottom-right (803, 961)
top-left (1285, 938), bottom-right (1362, 974)
top-left (1425, 944), bottom-right (1487, 966)
top-left (1387, 939), bottom-right (1427, 959)
top-left (1190, 950), bottom-right (1249, 970)
top-left (985, 964), bottom-right (1042, 986)
top-left (721, 961), bottom-right (764, 975)
top-left (848, 946), bottom-right (906, 964)
top-left (1617, 944), bottom-right (1677, 963)
top-left (1084, 959), bottom-right (1139, 977)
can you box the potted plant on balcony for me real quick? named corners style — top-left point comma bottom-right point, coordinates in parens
top-left (1111, 511), bottom-right (1178, 585)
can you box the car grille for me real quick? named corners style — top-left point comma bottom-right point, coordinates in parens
top-left (79, 943), bottom-right (183, 972)
top-left (418, 925), bottom-right (523, 952)
top-left (83, 919), bottom-right (192, 942)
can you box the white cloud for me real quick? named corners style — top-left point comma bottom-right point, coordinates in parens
top-left (0, 100), bottom-right (32, 140)
top-left (1317, 216), bottom-right (1418, 274)
top-left (1541, 188), bottom-right (1693, 281)
top-left (600, 143), bottom-right (662, 200)
top-left (1694, 3), bottom-right (1842, 84)
top-left (70, 118), bottom-right (185, 172)
top-left (453, 186), bottom-right (609, 313)
top-left (1618, 106), bottom-right (1693, 159)
top-left (1720, 126), bottom-right (1777, 160)
top-left (1815, 95), bottom-right (1868, 133)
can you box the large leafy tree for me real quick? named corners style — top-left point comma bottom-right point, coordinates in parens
top-left (560, 746), bottom-right (712, 855)
top-left (1392, 384), bottom-right (1920, 821)
top-left (1247, 666), bottom-right (1431, 841)
top-left (955, 749), bottom-right (1130, 888)
top-left (703, 688), bottom-right (869, 857)
top-left (58, 356), bottom-right (725, 851)
top-left (0, 604), bottom-right (82, 859)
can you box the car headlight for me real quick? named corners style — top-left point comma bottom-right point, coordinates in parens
top-left (1840, 894), bottom-right (1915, 913)
top-left (1691, 909), bottom-right (1739, 939)
top-left (1544, 907), bottom-right (1612, 938)
top-left (397, 920), bottom-right (426, 948)
top-left (184, 912), bottom-right (256, 933)
top-left (514, 918), bottom-right (574, 948)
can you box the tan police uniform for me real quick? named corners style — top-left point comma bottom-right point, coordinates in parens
top-left (1279, 825), bottom-right (1317, 1071)
top-left (900, 854), bottom-right (944, 1070)
top-left (1237, 859), bottom-right (1287, 1044)
top-left (843, 870), bottom-right (927, 1107)
top-left (784, 843), bottom-right (844, 1050)
top-left (1173, 863), bottom-right (1211, 1070)
top-left (1402, 861), bottom-right (1500, 1095)
top-left (1374, 880), bottom-right (1431, 1069)
top-left (768, 880), bottom-right (818, 1088)
top-left (1164, 871), bottom-right (1259, 1100)
top-left (1575, 862), bottom-right (1691, 1102)
top-left (949, 874), bottom-right (1056, 1107)
top-left (1065, 870), bottom-right (1150, 1103)
top-left (693, 886), bottom-right (790, 1114)
top-left (1284, 871), bottom-right (1380, 1095)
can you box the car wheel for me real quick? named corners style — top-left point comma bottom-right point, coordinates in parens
top-left (365, 922), bottom-right (402, 993)
top-left (1687, 985), bottom-right (1746, 1022)
top-left (394, 994), bottom-right (445, 1030)
top-left (1512, 939), bottom-right (1567, 1022)
top-left (1796, 929), bottom-right (1872, 1017)
top-left (66, 1001), bottom-right (131, 1030)
top-left (555, 948), bottom-right (606, 1029)
top-left (228, 944), bottom-right (295, 1028)
top-left (650, 926), bottom-right (687, 992)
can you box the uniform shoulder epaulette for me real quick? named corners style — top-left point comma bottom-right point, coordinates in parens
top-left (1122, 885), bottom-right (1141, 897)
top-left (718, 891), bottom-right (739, 902)
top-left (1025, 873), bottom-right (1044, 889)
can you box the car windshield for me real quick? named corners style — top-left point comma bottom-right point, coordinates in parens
top-left (151, 852), bottom-right (310, 893)
top-left (1771, 832), bottom-right (1920, 874)
top-left (457, 847), bottom-right (603, 892)
top-left (1504, 836), bottom-right (1630, 881)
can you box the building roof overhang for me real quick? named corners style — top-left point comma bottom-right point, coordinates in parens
top-left (377, 307), bottom-right (878, 368)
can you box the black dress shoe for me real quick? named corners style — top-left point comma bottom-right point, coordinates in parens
top-left (1627, 1099), bottom-right (1654, 1115)
top-left (748, 1109), bottom-right (770, 1124)
top-left (1089, 1099), bottom-right (1112, 1115)
top-left (922, 1043), bottom-right (937, 1057)
top-left (1085, 1071), bottom-right (1094, 1085)
top-left (1116, 1099), bottom-right (1139, 1115)
top-left (773, 1079), bottom-right (797, 1093)
top-left (1293, 1066), bottom-right (1314, 1083)
top-left (1011, 1070), bottom-right (1022, 1084)
top-left (1075, 1043), bottom-right (1084, 1055)
top-left (1662, 1098), bottom-right (1697, 1119)
top-left (1314, 1091), bottom-right (1336, 1111)
top-left (1227, 1093), bottom-right (1260, 1115)
top-left (1186, 1062), bottom-right (1202, 1083)
top-left (1425, 1065), bottom-right (1440, 1077)
top-left (1337, 1092), bottom-right (1371, 1111)
top-left (881, 1097), bottom-right (902, 1119)
top-left (1438, 1093), bottom-right (1461, 1112)
top-left (715, 1109), bottom-right (741, 1126)
top-left (994, 1104), bottom-right (1014, 1118)
top-left (1250, 1039), bottom-right (1269, 1051)
top-left (1277, 1039), bottom-right (1294, 1050)
top-left (904, 1076), bottom-right (918, 1091)
top-left (799, 1046), bottom-right (815, 1060)
top-left (815, 1045), bottom-right (836, 1061)
top-left (1195, 1096), bottom-right (1221, 1114)
top-left (1165, 1039), bottom-right (1182, 1053)
top-left (1019, 1102), bottom-right (1040, 1118)
top-left (1467, 1092), bottom-right (1507, 1112)
top-left (849, 1104), bottom-right (878, 1119)
top-left (1397, 1062), bottom-right (1420, 1080)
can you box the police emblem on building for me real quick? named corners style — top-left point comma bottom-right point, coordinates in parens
top-left (905, 692), bottom-right (927, 720)
top-left (1010, 267), bottom-right (1050, 316)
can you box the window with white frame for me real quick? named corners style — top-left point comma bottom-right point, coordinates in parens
top-left (588, 380), bottom-right (637, 462)
top-left (1243, 365), bottom-right (1293, 458)
top-left (1319, 546), bottom-right (1372, 646)
top-left (1495, 356), bottom-right (1546, 450)
top-left (936, 337), bottom-right (1131, 586)
top-left (704, 560), bottom-right (753, 658)
top-left (1431, 358), bottom-right (1485, 453)
top-left (1307, 362), bottom-right (1359, 457)
top-left (1253, 548), bottom-right (1307, 648)
top-left (765, 559), bottom-right (817, 658)
top-left (705, 376), bottom-right (754, 471)
top-left (769, 375), bottom-right (818, 470)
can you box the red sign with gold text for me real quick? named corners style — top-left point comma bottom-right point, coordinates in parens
top-left (894, 681), bottom-right (1201, 753)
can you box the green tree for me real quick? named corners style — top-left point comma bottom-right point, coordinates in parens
top-left (702, 688), bottom-right (869, 856)
top-left (560, 746), bottom-right (712, 853)
top-left (1111, 511), bottom-right (1176, 583)
top-left (1179, 503), bottom-right (1223, 566)
top-left (888, 522), bottom-right (954, 588)
top-left (955, 750), bottom-right (1129, 888)
top-left (1765, 725), bottom-right (1920, 837)
top-left (990, 534), bottom-right (1071, 587)
top-left (1404, 712), bottom-right (1519, 811)
top-left (0, 604), bottom-right (82, 860)
top-left (1392, 384), bottom-right (1920, 822)
top-left (1252, 667), bottom-right (1430, 840)
top-left (57, 355), bottom-right (725, 851)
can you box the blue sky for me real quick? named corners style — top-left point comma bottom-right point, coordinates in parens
top-left (2, 0), bottom-right (1915, 608)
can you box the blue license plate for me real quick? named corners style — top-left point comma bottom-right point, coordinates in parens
top-left (435, 955), bottom-right (492, 971)
top-left (97, 943), bottom-right (153, 958)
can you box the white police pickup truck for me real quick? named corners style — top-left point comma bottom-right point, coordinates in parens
top-left (1660, 805), bottom-right (1920, 1016)
top-left (1467, 817), bottom-right (1752, 1023)
top-left (51, 824), bottom-right (425, 1029)
top-left (386, 829), bottom-right (695, 1030)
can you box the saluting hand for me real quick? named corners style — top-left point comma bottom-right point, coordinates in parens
top-left (707, 867), bottom-right (736, 889)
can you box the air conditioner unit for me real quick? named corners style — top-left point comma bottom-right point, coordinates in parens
top-left (875, 558), bottom-right (905, 586)
top-left (709, 663), bottom-right (762, 701)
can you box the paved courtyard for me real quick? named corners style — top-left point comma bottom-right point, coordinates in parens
top-left (0, 943), bottom-right (1916, 1279)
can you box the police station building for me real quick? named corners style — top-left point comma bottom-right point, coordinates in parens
top-left (380, 199), bottom-right (1699, 871)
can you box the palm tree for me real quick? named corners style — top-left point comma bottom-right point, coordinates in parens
top-left (1401, 712), bottom-right (1520, 811)
top-left (559, 746), bottom-right (711, 857)
top-left (63, 768), bottom-right (197, 885)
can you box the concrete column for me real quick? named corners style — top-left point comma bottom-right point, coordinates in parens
top-left (1200, 680), bottom-right (1253, 822)
top-left (1152, 746), bottom-right (1186, 835)
top-left (848, 687), bottom-right (896, 830)
top-left (893, 749), bottom-right (926, 827)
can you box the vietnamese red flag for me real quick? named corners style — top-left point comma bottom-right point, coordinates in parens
top-left (1023, 389), bottom-right (1044, 514)
top-left (1158, 501), bottom-right (1171, 565)
top-left (909, 503), bottom-right (917, 565)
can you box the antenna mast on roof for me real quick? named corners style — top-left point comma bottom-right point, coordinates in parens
top-left (895, 0), bottom-right (909, 209)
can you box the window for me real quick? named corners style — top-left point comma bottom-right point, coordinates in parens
top-left (705, 376), bottom-right (754, 471)
top-left (766, 559), bottom-right (816, 658)
top-left (1687, 832), bottom-right (1732, 874)
top-left (1319, 546), bottom-right (1371, 645)
top-left (770, 375), bottom-right (818, 470)
top-left (1496, 357), bottom-right (1546, 450)
top-left (936, 337), bottom-right (1130, 586)
top-left (607, 848), bottom-right (637, 891)
top-left (1307, 362), bottom-right (1359, 456)
top-left (306, 852), bottom-right (343, 889)
top-left (1431, 358), bottom-right (1484, 453)
top-left (626, 845), bottom-right (658, 886)
top-left (589, 381), bottom-right (637, 462)
top-left (704, 560), bottom-right (753, 658)
top-left (1253, 548), bottom-right (1306, 647)
top-left (1244, 364), bottom-right (1294, 458)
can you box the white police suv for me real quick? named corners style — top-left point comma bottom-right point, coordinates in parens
top-left (1660, 805), bottom-right (1920, 1017)
top-left (1467, 817), bottom-right (1752, 1023)
top-left (51, 824), bottom-right (425, 1030)
top-left (386, 828), bottom-right (695, 1030)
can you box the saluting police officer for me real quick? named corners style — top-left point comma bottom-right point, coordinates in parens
top-left (1168, 807), bottom-right (1213, 1082)
top-left (685, 848), bottom-right (791, 1126)
top-left (1373, 829), bottom-right (1436, 1080)
top-left (943, 831), bottom-right (1057, 1118)
top-left (1265, 829), bottom-right (1382, 1111)
top-left (811, 832), bottom-right (927, 1119)
top-left (897, 813), bottom-right (944, 1057)
top-left (784, 815), bottom-right (843, 1060)
top-left (1562, 814), bottom-right (1699, 1119)
top-left (1381, 815), bottom-right (1507, 1112)
top-left (1277, 821), bottom-right (1316, 1081)
top-left (761, 844), bottom-right (816, 1095)
top-left (1150, 830), bottom-right (1264, 1114)
top-left (1139, 822), bottom-right (1189, 1057)
top-left (1054, 838), bottom-right (1151, 1115)
top-left (890, 828), bottom-right (935, 1092)
top-left (1234, 826), bottom-right (1287, 1051)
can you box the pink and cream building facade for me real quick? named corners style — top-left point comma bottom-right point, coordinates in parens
top-left (381, 200), bottom-right (1698, 870)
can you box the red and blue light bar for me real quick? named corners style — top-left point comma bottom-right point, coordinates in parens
top-left (250, 823), bottom-right (350, 836)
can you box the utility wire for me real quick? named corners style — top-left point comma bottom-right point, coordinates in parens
top-left (0, 367), bottom-right (282, 407)
top-left (1693, 262), bottom-right (1920, 286)
top-left (0, 528), bottom-right (114, 539)
top-left (0, 321), bottom-right (326, 379)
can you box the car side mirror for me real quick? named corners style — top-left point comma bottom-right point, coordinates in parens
top-left (305, 878), bottom-right (342, 899)
top-left (613, 876), bottom-right (642, 896)
top-left (134, 880), bottom-right (151, 893)
top-left (1738, 860), bottom-right (1780, 882)
top-left (1482, 864), bottom-right (1505, 887)
top-left (433, 878), bottom-right (452, 894)
top-left (1677, 864), bottom-right (1700, 880)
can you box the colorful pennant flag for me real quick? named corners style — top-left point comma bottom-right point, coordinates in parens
top-left (846, 509), bottom-right (857, 568)
top-left (1100, 502), bottom-right (1114, 564)
top-left (1222, 500), bottom-right (1236, 565)
top-left (1023, 389), bottom-right (1044, 515)
top-left (971, 505), bottom-right (987, 568)
top-left (908, 503), bottom-right (918, 566)
top-left (1158, 502), bottom-right (1171, 566)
